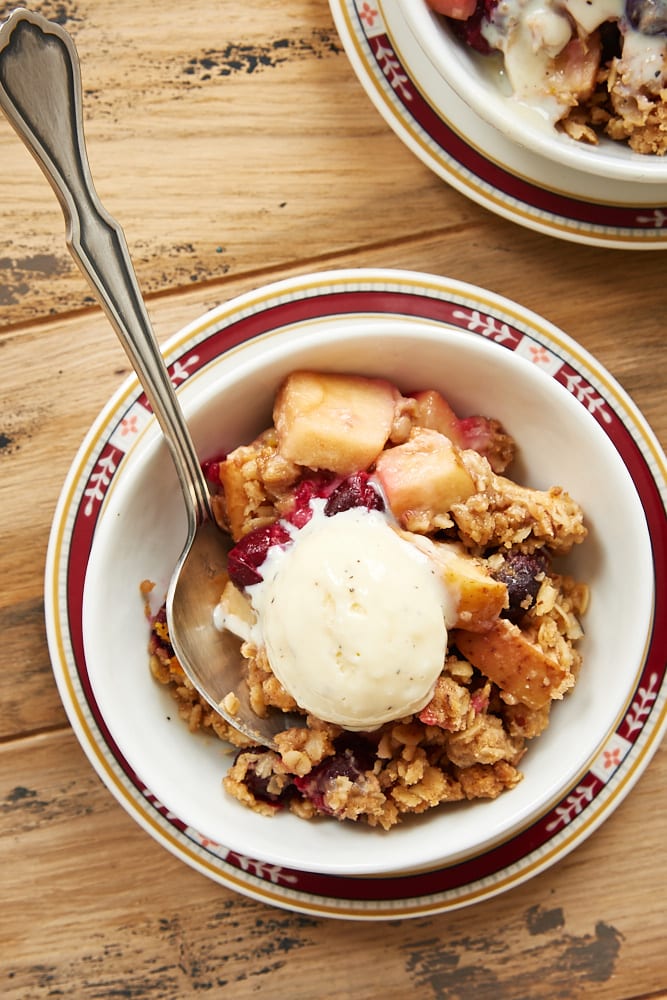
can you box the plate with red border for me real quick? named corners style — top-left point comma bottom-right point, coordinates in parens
top-left (329, 0), bottom-right (667, 249)
top-left (45, 269), bottom-right (667, 919)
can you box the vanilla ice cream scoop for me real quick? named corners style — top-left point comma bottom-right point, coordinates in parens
top-left (247, 503), bottom-right (451, 730)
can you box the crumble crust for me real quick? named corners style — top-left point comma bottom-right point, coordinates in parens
top-left (145, 381), bottom-right (589, 830)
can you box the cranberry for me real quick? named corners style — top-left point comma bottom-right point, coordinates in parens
top-left (226, 472), bottom-right (384, 589)
top-left (471, 689), bottom-right (489, 714)
top-left (201, 452), bottom-right (227, 486)
top-left (417, 706), bottom-right (441, 728)
top-left (324, 472), bottom-right (384, 517)
top-left (450, 0), bottom-right (498, 54)
top-left (150, 603), bottom-right (175, 659)
top-left (227, 521), bottom-right (292, 587)
top-left (286, 473), bottom-right (336, 528)
top-left (457, 415), bottom-right (493, 453)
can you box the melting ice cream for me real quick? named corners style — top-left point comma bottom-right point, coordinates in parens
top-left (218, 501), bottom-right (454, 730)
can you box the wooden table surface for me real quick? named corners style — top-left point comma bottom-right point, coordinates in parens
top-left (1, 1), bottom-right (665, 996)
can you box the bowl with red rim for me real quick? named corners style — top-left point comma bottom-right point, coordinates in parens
top-left (58, 269), bottom-right (659, 879)
top-left (403, 0), bottom-right (667, 183)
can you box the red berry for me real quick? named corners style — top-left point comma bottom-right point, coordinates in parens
top-left (323, 472), bottom-right (384, 517)
top-left (227, 521), bottom-right (292, 587)
top-left (450, 0), bottom-right (498, 54)
top-left (286, 473), bottom-right (335, 528)
top-left (201, 452), bottom-right (227, 486)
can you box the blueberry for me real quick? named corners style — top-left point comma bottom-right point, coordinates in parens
top-left (236, 749), bottom-right (296, 806)
top-left (626, 0), bottom-right (667, 35)
top-left (294, 736), bottom-right (376, 814)
top-left (492, 549), bottom-right (550, 624)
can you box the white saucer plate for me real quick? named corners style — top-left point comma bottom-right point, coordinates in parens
top-left (329, 0), bottom-right (667, 248)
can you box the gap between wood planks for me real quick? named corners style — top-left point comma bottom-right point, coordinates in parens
top-left (0, 219), bottom-right (479, 339)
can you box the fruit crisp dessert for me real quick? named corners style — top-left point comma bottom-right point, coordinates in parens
top-left (145, 371), bottom-right (589, 830)
top-left (427, 0), bottom-right (667, 154)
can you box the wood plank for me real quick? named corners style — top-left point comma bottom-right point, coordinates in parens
top-left (0, 0), bottom-right (472, 328)
top-left (1, 0), bottom-right (665, 993)
top-left (1, 728), bottom-right (665, 998)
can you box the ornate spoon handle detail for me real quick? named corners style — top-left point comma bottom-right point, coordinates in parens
top-left (0, 9), bottom-right (211, 527)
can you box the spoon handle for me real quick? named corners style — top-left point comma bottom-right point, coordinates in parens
top-left (0, 9), bottom-right (212, 527)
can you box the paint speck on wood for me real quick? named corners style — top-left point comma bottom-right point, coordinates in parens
top-left (526, 904), bottom-right (566, 935)
top-left (561, 922), bottom-right (623, 983)
top-left (182, 31), bottom-right (342, 82)
top-left (400, 910), bottom-right (623, 997)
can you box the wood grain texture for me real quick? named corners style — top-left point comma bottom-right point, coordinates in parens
top-left (1, 731), bottom-right (665, 998)
top-left (1, 0), bottom-right (665, 996)
top-left (0, 0), bottom-right (465, 327)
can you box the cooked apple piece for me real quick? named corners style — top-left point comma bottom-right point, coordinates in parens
top-left (273, 371), bottom-right (399, 475)
top-left (218, 433), bottom-right (288, 541)
top-left (218, 444), bottom-right (258, 540)
top-left (452, 619), bottom-right (574, 709)
top-left (412, 389), bottom-right (515, 473)
top-left (412, 389), bottom-right (465, 446)
top-left (399, 531), bottom-right (508, 631)
top-left (216, 579), bottom-right (257, 642)
top-left (375, 428), bottom-right (476, 526)
top-left (548, 35), bottom-right (601, 107)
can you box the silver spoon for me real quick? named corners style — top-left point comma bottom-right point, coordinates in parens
top-left (0, 8), bottom-right (304, 748)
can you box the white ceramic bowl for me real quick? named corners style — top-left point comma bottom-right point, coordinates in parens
top-left (402, 0), bottom-right (667, 184)
top-left (74, 271), bottom-right (655, 879)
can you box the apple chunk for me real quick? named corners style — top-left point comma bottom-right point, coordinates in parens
top-left (412, 389), bottom-right (465, 447)
top-left (412, 388), bottom-right (515, 473)
top-left (273, 371), bottom-right (399, 475)
top-left (399, 531), bottom-right (508, 632)
top-left (452, 619), bottom-right (574, 709)
top-left (375, 428), bottom-right (476, 526)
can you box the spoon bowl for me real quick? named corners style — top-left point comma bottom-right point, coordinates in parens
top-left (0, 7), bottom-right (300, 748)
top-left (167, 519), bottom-right (305, 742)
